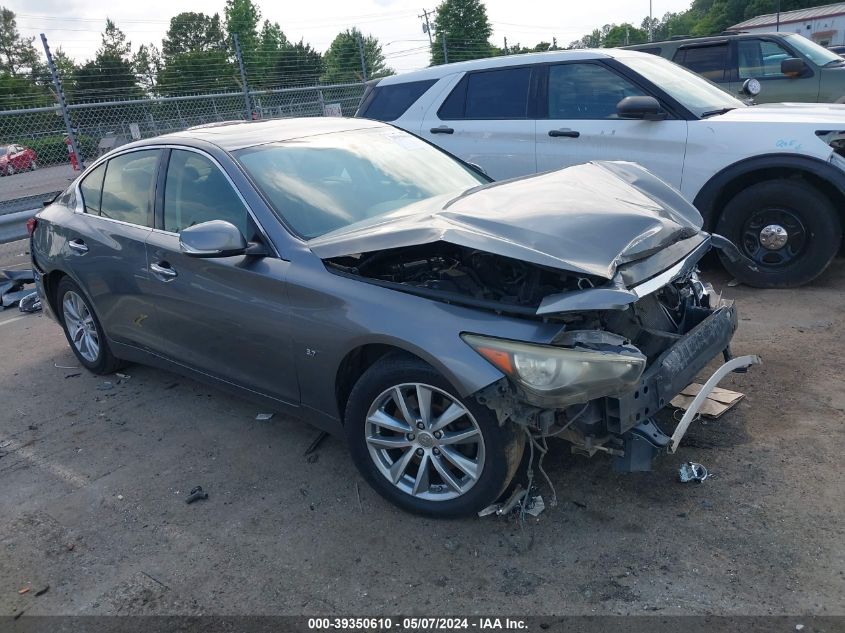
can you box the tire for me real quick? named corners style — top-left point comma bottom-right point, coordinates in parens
top-left (715, 179), bottom-right (842, 288)
top-left (5, 164), bottom-right (14, 176)
top-left (345, 355), bottom-right (524, 518)
top-left (30, 160), bottom-right (37, 171)
top-left (56, 277), bottom-right (125, 374)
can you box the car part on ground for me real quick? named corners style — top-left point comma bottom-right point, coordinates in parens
top-left (31, 118), bottom-right (755, 518)
top-left (1, 268), bottom-right (37, 310)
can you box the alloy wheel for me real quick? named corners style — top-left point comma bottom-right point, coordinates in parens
top-left (365, 383), bottom-right (485, 501)
top-left (62, 290), bottom-right (100, 363)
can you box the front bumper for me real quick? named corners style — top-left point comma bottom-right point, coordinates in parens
top-left (605, 301), bottom-right (738, 434)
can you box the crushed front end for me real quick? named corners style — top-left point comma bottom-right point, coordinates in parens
top-left (465, 236), bottom-right (758, 472)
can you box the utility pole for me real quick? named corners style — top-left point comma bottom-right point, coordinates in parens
top-left (504, 37), bottom-right (509, 54)
top-left (776, 0), bottom-right (781, 31)
top-left (552, 37), bottom-right (557, 50)
top-left (442, 34), bottom-right (448, 64)
top-left (419, 8), bottom-right (433, 47)
top-left (649, 0), bottom-right (653, 42)
top-left (356, 34), bottom-right (368, 82)
top-left (233, 34), bottom-right (251, 120)
top-left (41, 33), bottom-right (84, 171)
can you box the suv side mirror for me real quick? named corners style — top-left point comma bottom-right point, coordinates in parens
top-left (616, 96), bottom-right (667, 120)
top-left (179, 220), bottom-right (248, 258)
top-left (781, 57), bottom-right (807, 77)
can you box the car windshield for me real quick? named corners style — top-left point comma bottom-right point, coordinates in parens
top-left (235, 127), bottom-right (487, 239)
top-left (784, 33), bottom-right (844, 66)
top-left (622, 53), bottom-right (746, 118)
top-left (0, 145), bottom-right (8, 154)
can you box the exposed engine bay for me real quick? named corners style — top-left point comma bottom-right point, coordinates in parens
top-left (325, 242), bottom-right (602, 313)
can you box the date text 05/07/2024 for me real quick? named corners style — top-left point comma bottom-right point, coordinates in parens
top-left (307, 617), bottom-right (528, 630)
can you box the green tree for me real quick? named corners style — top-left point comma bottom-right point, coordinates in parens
top-left (74, 19), bottom-right (141, 102)
top-left (431, 0), bottom-right (494, 64)
top-left (133, 44), bottom-right (161, 95)
top-left (157, 12), bottom-right (234, 96)
top-left (0, 7), bottom-right (38, 74)
top-left (162, 12), bottom-right (225, 57)
top-left (322, 28), bottom-right (390, 83)
top-left (225, 0), bottom-right (261, 58)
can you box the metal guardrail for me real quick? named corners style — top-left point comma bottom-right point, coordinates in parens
top-left (0, 209), bottom-right (37, 244)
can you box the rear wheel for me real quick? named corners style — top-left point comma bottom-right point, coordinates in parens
top-left (29, 160), bottom-right (37, 171)
top-left (715, 180), bottom-right (842, 288)
top-left (345, 355), bottom-right (524, 517)
top-left (57, 277), bottom-right (125, 374)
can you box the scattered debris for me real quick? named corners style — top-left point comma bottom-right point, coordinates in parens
top-left (304, 430), bottom-right (329, 456)
top-left (524, 495), bottom-right (546, 517)
top-left (64, 373), bottom-right (81, 379)
top-left (185, 485), bottom-right (208, 504)
top-left (1, 269), bottom-right (36, 309)
top-left (255, 412), bottom-right (274, 421)
top-left (115, 372), bottom-right (131, 381)
top-left (54, 362), bottom-right (78, 369)
top-left (18, 291), bottom-right (41, 313)
top-left (679, 462), bottom-right (710, 483)
top-left (117, 494), bottom-right (124, 500)
top-left (727, 278), bottom-right (741, 287)
top-left (671, 383), bottom-right (745, 418)
top-left (572, 500), bottom-right (587, 509)
top-left (355, 481), bottom-right (363, 513)
top-left (34, 585), bottom-right (49, 597)
top-left (27, 424), bottom-right (37, 431)
top-left (140, 570), bottom-right (170, 590)
top-left (97, 381), bottom-right (114, 391)
top-left (18, 587), bottom-right (30, 595)
top-left (13, 610), bottom-right (24, 620)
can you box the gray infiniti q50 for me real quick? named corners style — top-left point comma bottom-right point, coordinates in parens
top-left (30, 117), bottom-right (756, 517)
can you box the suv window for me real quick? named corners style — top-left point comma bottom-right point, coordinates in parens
top-left (673, 43), bottom-right (729, 82)
top-left (738, 39), bottom-right (793, 78)
top-left (548, 63), bottom-right (647, 119)
top-left (362, 79), bottom-right (437, 121)
top-left (439, 67), bottom-right (531, 119)
top-left (99, 150), bottom-right (160, 227)
top-left (79, 163), bottom-right (106, 215)
top-left (163, 150), bottom-right (248, 235)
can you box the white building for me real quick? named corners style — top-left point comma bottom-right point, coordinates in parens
top-left (730, 2), bottom-right (845, 47)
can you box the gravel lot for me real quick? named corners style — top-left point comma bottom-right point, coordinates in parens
top-left (1, 239), bottom-right (843, 616)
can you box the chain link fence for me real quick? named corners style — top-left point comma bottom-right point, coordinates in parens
top-left (0, 82), bottom-right (366, 239)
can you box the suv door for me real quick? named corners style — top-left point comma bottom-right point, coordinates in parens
top-left (535, 61), bottom-right (688, 188)
top-left (65, 149), bottom-right (160, 347)
top-left (419, 66), bottom-right (536, 179)
top-left (731, 37), bottom-right (820, 103)
top-left (142, 148), bottom-right (299, 405)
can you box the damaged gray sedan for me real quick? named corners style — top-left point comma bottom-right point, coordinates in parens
top-left (30, 118), bottom-right (756, 517)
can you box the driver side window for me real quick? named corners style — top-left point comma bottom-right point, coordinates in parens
top-left (547, 63), bottom-right (647, 120)
top-left (163, 150), bottom-right (249, 236)
top-left (738, 39), bottom-right (793, 79)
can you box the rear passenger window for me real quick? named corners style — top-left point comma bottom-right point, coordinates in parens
top-left (99, 150), bottom-right (160, 227)
top-left (547, 63), bottom-right (647, 119)
top-left (79, 163), bottom-right (105, 215)
top-left (362, 80), bottom-right (437, 121)
top-left (163, 150), bottom-right (248, 235)
top-left (673, 44), bottom-right (729, 82)
top-left (439, 68), bottom-right (531, 119)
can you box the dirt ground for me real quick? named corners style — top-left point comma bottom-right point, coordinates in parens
top-left (1, 238), bottom-right (843, 616)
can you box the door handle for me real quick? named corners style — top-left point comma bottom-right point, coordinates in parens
top-left (68, 239), bottom-right (88, 254)
top-left (150, 261), bottom-right (178, 280)
top-left (430, 126), bottom-right (454, 134)
top-left (549, 129), bottom-right (580, 138)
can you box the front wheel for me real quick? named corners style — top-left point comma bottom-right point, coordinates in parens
top-left (715, 180), bottom-right (842, 288)
top-left (345, 355), bottom-right (524, 518)
top-left (29, 160), bottom-right (37, 171)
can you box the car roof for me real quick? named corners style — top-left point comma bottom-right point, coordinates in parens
top-left (375, 48), bottom-right (648, 86)
top-left (153, 116), bottom-right (389, 151)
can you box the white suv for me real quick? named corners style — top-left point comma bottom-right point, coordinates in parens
top-left (356, 49), bottom-right (845, 288)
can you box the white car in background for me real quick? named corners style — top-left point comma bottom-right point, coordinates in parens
top-left (356, 49), bottom-right (845, 288)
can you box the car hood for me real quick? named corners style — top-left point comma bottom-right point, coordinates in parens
top-left (713, 102), bottom-right (845, 125)
top-left (309, 161), bottom-right (704, 280)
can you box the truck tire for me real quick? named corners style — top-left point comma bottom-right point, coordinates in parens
top-left (715, 179), bottom-right (842, 288)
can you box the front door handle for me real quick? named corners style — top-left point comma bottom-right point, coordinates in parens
top-left (430, 126), bottom-right (454, 134)
top-left (549, 128), bottom-right (580, 138)
top-left (150, 261), bottom-right (178, 281)
top-left (68, 239), bottom-right (88, 254)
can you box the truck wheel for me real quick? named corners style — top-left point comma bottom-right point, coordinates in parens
top-left (345, 355), bottom-right (524, 518)
top-left (715, 180), bottom-right (842, 288)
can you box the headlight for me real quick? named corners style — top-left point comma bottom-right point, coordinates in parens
top-left (462, 333), bottom-right (646, 403)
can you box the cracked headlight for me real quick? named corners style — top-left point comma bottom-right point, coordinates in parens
top-left (462, 333), bottom-right (646, 403)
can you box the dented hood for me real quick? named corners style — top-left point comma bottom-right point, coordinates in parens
top-left (308, 161), bottom-right (704, 279)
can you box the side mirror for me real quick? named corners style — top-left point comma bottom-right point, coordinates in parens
top-left (741, 77), bottom-right (761, 97)
top-left (179, 220), bottom-right (248, 258)
top-left (616, 96), bottom-right (667, 121)
top-left (781, 57), bottom-right (807, 77)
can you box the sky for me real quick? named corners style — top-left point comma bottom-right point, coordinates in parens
top-left (8, 0), bottom-right (693, 73)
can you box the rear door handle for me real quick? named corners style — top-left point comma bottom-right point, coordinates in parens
top-left (68, 239), bottom-right (88, 254)
top-left (548, 129), bottom-right (580, 138)
top-left (150, 261), bottom-right (178, 281)
top-left (430, 126), bottom-right (454, 134)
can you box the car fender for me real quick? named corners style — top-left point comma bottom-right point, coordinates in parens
top-left (691, 152), bottom-right (845, 228)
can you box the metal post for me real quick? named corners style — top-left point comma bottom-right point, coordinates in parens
top-left (776, 0), bottom-right (781, 31)
top-left (419, 9), bottom-right (433, 47)
top-left (649, 0), bottom-right (653, 42)
top-left (41, 33), bottom-right (84, 170)
top-left (504, 37), bottom-right (509, 55)
top-left (233, 34), bottom-right (251, 120)
top-left (356, 35), bottom-right (368, 82)
top-left (442, 34), bottom-right (448, 64)
top-left (317, 89), bottom-right (326, 116)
